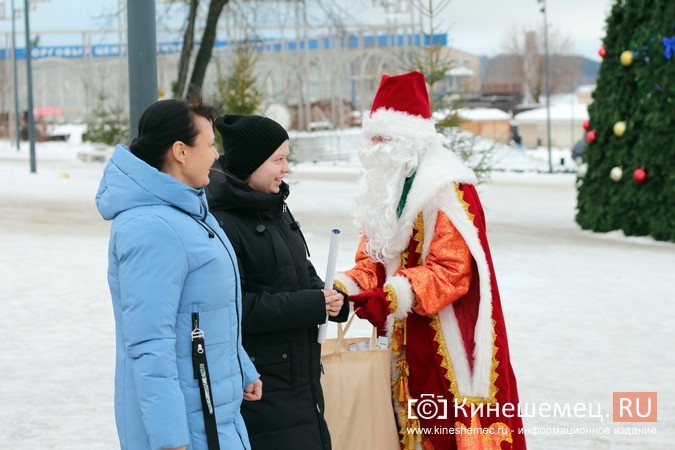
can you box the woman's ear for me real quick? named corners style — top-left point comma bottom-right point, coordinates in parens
top-left (170, 141), bottom-right (188, 166)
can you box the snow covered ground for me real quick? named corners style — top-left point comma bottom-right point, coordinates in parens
top-left (0, 136), bottom-right (672, 449)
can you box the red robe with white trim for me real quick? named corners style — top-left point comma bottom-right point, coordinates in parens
top-left (337, 161), bottom-right (526, 449)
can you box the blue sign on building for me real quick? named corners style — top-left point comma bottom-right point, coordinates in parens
top-left (0, 33), bottom-right (447, 61)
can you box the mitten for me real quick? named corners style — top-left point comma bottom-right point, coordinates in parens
top-left (349, 288), bottom-right (389, 335)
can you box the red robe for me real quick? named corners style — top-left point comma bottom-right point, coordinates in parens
top-left (336, 180), bottom-right (526, 450)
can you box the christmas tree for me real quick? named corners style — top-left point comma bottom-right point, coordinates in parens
top-left (576, 0), bottom-right (675, 242)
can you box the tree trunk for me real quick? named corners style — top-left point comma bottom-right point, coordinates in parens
top-left (189, 0), bottom-right (229, 90)
top-left (523, 31), bottom-right (542, 102)
top-left (174, 0), bottom-right (200, 98)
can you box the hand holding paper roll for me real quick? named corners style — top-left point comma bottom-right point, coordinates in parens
top-left (323, 290), bottom-right (343, 317)
top-left (317, 229), bottom-right (340, 344)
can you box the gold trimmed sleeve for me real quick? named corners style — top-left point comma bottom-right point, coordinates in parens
top-left (398, 211), bottom-right (472, 316)
top-left (343, 236), bottom-right (383, 291)
top-left (383, 284), bottom-right (398, 313)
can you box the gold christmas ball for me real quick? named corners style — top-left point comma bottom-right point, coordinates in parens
top-left (613, 120), bottom-right (626, 137)
top-left (620, 50), bottom-right (634, 66)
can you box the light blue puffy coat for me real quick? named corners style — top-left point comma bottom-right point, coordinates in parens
top-left (96, 145), bottom-right (259, 450)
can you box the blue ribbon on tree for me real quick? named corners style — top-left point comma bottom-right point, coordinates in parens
top-left (663, 36), bottom-right (675, 60)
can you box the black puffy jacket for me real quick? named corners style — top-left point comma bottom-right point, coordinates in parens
top-left (206, 163), bottom-right (347, 450)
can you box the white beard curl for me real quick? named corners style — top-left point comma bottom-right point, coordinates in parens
top-left (354, 136), bottom-right (427, 263)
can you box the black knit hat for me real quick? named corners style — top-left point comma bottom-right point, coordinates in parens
top-left (215, 114), bottom-right (289, 178)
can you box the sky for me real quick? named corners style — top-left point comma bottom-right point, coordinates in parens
top-left (0, 0), bottom-right (616, 61)
top-left (1, 134), bottom-right (673, 448)
top-left (445, 0), bottom-right (615, 60)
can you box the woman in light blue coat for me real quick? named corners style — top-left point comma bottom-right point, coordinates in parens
top-left (96, 96), bottom-right (261, 450)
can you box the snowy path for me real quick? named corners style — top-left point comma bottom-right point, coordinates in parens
top-left (0, 147), bottom-right (673, 449)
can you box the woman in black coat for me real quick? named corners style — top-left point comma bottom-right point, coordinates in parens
top-left (206, 114), bottom-right (348, 450)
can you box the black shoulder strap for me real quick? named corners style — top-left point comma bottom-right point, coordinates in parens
top-left (191, 312), bottom-right (220, 450)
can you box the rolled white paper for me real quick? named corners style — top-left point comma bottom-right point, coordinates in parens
top-left (317, 229), bottom-right (340, 344)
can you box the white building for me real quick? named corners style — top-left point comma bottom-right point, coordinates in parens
top-left (512, 102), bottom-right (589, 149)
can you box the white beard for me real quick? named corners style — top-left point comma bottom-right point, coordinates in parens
top-left (354, 137), bottom-right (425, 263)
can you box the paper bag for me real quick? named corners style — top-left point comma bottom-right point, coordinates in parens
top-left (321, 315), bottom-right (400, 450)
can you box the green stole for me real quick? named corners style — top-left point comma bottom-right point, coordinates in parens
top-left (396, 172), bottom-right (416, 218)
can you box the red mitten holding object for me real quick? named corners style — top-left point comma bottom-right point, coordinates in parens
top-left (349, 288), bottom-right (389, 335)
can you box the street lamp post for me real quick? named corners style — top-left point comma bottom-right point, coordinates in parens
top-left (23, 0), bottom-right (36, 173)
top-left (538, 0), bottom-right (553, 173)
top-left (10, 0), bottom-right (20, 151)
top-left (127, 0), bottom-right (157, 139)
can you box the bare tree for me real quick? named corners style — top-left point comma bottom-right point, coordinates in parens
top-left (189, 0), bottom-right (230, 89)
top-left (167, 0), bottom-right (230, 95)
top-left (403, 0), bottom-right (494, 183)
top-left (407, 0), bottom-right (454, 89)
top-left (173, 0), bottom-right (200, 98)
top-left (502, 25), bottom-right (579, 102)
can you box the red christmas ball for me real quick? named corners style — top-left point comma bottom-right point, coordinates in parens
top-left (599, 46), bottom-right (607, 58)
top-left (586, 130), bottom-right (596, 144)
top-left (633, 167), bottom-right (647, 183)
top-left (582, 119), bottom-right (590, 131)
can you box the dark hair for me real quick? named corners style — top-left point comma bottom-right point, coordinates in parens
top-left (130, 89), bottom-right (218, 170)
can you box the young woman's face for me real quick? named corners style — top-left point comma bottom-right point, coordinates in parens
top-left (248, 140), bottom-right (290, 194)
top-left (183, 115), bottom-right (218, 188)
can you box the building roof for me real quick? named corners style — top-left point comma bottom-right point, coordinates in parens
top-left (433, 107), bottom-right (511, 122)
top-left (446, 66), bottom-right (475, 77)
top-left (512, 103), bottom-right (589, 124)
top-left (457, 107), bottom-right (511, 121)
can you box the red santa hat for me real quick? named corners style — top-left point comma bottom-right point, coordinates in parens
top-left (364, 70), bottom-right (438, 140)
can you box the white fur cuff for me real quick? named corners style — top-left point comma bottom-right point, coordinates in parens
top-left (333, 273), bottom-right (362, 295)
top-left (386, 275), bottom-right (414, 319)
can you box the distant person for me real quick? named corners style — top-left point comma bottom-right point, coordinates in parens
top-left (571, 138), bottom-right (587, 165)
top-left (96, 95), bottom-right (261, 450)
top-left (206, 114), bottom-right (349, 450)
top-left (20, 110), bottom-right (28, 141)
top-left (335, 71), bottom-right (527, 449)
top-left (512, 128), bottom-right (523, 148)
